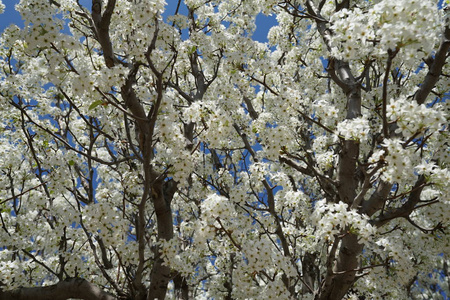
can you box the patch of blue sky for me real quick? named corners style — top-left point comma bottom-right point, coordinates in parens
top-left (0, 0), bottom-right (21, 31)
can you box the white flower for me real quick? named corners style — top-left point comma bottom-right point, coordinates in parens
top-left (381, 138), bottom-right (416, 183)
top-left (201, 194), bottom-right (234, 224)
top-left (387, 96), bottom-right (446, 138)
top-left (330, 0), bottom-right (439, 62)
top-left (415, 160), bottom-right (436, 175)
top-left (336, 117), bottom-right (370, 142)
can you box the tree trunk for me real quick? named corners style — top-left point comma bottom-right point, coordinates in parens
top-left (316, 234), bottom-right (363, 300)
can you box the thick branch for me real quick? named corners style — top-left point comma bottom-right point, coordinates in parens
top-left (382, 49), bottom-right (398, 137)
top-left (317, 234), bottom-right (363, 300)
top-left (414, 22), bottom-right (450, 105)
top-left (147, 178), bottom-right (177, 300)
top-left (305, 0), bottom-right (332, 51)
top-left (0, 278), bottom-right (116, 300)
top-left (243, 96), bottom-right (259, 120)
top-left (351, 162), bottom-right (383, 210)
top-left (279, 155), bottom-right (313, 176)
top-left (307, 2), bottom-right (365, 299)
top-left (92, 0), bottom-right (117, 68)
top-left (373, 176), bottom-right (426, 227)
top-left (360, 181), bottom-right (391, 216)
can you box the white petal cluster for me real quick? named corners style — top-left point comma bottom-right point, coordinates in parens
top-left (315, 150), bottom-right (336, 171)
top-left (160, 239), bottom-right (198, 277)
top-left (311, 200), bottom-right (376, 243)
top-left (380, 139), bottom-right (416, 183)
top-left (330, 0), bottom-right (440, 62)
top-left (200, 194), bottom-right (235, 225)
top-left (0, 0), bottom-right (448, 297)
top-left (252, 112), bottom-right (293, 160)
top-left (313, 97), bottom-right (340, 127)
top-left (387, 96), bottom-right (446, 138)
top-left (336, 117), bottom-right (370, 142)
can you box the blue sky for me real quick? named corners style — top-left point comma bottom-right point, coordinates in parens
top-left (0, 0), bottom-right (276, 42)
top-left (0, 0), bottom-right (21, 31)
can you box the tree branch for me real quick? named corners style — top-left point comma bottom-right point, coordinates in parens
top-left (92, 0), bottom-right (117, 68)
top-left (0, 277), bottom-right (116, 300)
top-left (382, 49), bottom-right (399, 137)
top-left (414, 20), bottom-right (450, 105)
top-left (360, 180), bottom-right (392, 217)
top-left (373, 176), bottom-right (426, 227)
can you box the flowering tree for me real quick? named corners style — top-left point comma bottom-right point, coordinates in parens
top-left (0, 0), bottom-right (449, 299)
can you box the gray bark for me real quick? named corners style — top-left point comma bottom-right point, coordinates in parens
top-left (304, 0), bottom-right (450, 298)
top-left (0, 278), bottom-right (116, 300)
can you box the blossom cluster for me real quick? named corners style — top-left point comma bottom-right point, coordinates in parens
top-left (251, 112), bottom-right (293, 160)
top-left (313, 97), bottom-right (340, 127)
top-left (200, 194), bottom-right (236, 225)
top-left (387, 96), bottom-right (446, 139)
top-left (330, 0), bottom-right (440, 62)
top-left (336, 116), bottom-right (370, 142)
top-left (315, 150), bottom-right (336, 171)
top-left (311, 200), bottom-right (377, 243)
top-left (380, 138), bottom-right (416, 183)
top-left (0, 0), bottom-right (449, 298)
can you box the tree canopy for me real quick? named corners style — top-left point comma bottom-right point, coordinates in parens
top-left (0, 0), bottom-right (449, 299)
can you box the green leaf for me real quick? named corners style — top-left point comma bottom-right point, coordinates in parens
top-left (89, 100), bottom-right (103, 110)
top-left (188, 45), bottom-right (197, 55)
top-left (68, 160), bottom-right (75, 166)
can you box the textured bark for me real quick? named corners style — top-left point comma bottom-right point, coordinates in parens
top-left (360, 181), bottom-right (392, 217)
top-left (91, 1), bottom-right (175, 295)
top-left (0, 278), bottom-right (116, 300)
top-left (305, 2), bottom-right (366, 299)
top-left (373, 176), bottom-right (426, 227)
top-left (92, 0), bottom-right (117, 68)
top-left (147, 179), bottom-right (176, 300)
top-left (414, 20), bottom-right (450, 105)
top-left (317, 235), bottom-right (364, 300)
top-left (173, 273), bottom-right (189, 300)
top-left (336, 140), bottom-right (359, 205)
top-left (301, 252), bottom-right (318, 294)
